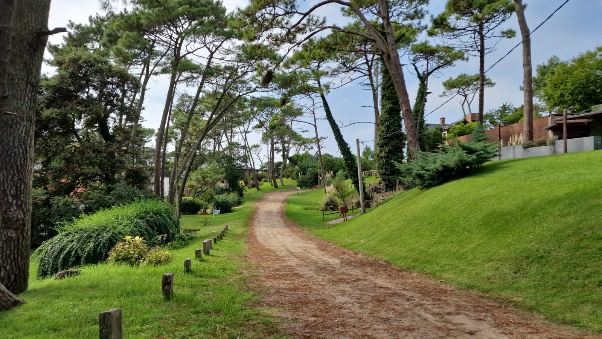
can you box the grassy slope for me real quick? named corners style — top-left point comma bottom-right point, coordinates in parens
top-left (0, 180), bottom-right (296, 339)
top-left (288, 151), bottom-right (602, 333)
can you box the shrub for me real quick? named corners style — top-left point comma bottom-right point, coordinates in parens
top-left (80, 182), bottom-right (155, 214)
top-left (321, 193), bottom-right (339, 211)
top-left (397, 141), bottom-right (498, 189)
top-left (144, 248), bottom-right (173, 266)
top-left (107, 236), bottom-right (149, 266)
top-left (167, 233), bottom-right (195, 250)
top-left (180, 197), bottom-right (202, 215)
top-left (297, 167), bottom-right (319, 188)
top-left (36, 199), bottom-right (179, 278)
top-left (212, 193), bottom-right (241, 213)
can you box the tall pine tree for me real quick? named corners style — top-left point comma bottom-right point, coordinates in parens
top-left (376, 60), bottom-right (405, 191)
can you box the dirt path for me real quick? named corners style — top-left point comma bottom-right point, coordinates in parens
top-left (247, 191), bottom-right (598, 339)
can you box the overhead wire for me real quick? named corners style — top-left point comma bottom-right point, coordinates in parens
top-left (424, 0), bottom-right (571, 118)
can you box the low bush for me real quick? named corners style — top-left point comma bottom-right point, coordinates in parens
top-left (321, 193), bottom-right (339, 211)
top-left (107, 236), bottom-right (149, 266)
top-left (212, 193), bottom-right (241, 213)
top-left (36, 199), bottom-right (179, 278)
top-left (397, 141), bottom-right (498, 189)
top-left (144, 248), bottom-right (173, 266)
top-left (180, 197), bottom-right (202, 215)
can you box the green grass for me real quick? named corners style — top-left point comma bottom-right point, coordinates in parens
top-left (0, 180), bottom-right (296, 338)
top-left (288, 151), bottom-right (602, 333)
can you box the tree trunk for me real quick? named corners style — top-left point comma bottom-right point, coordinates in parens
top-left (478, 23), bottom-right (485, 124)
top-left (377, 0), bottom-right (419, 159)
top-left (0, 0), bottom-right (51, 304)
top-left (311, 108), bottom-right (325, 188)
top-left (0, 282), bottom-right (24, 311)
top-left (153, 62), bottom-right (179, 196)
top-left (514, 0), bottom-right (533, 142)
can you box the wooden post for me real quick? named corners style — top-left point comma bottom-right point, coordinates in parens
top-left (213, 236), bottom-right (218, 244)
top-left (203, 240), bottom-right (211, 255)
top-left (99, 308), bottom-right (122, 339)
top-left (562, 109), bottom-right (568, 153)
top-left (225, 225), bottom-right (229, 231)
top-left (162, 273), bottom-right (174, 300)
top-left (184, 258), bottom-right (191, 273)
top-left (195, 248), bottom-right (202, 260)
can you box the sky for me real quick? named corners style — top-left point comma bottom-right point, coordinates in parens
top-left (45, 0), bottom-right (602, 160)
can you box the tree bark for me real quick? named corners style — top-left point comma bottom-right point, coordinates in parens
top-left (0, 0), bottom-right (51, 303)
top-left (478, 23), bottom-right (485, 125)
top-left (514, 0), bottom-right (533, 142)
top-left (377, 0), bottom-right (419, 159)
top-left (0, 282), bottom-right (24, 311)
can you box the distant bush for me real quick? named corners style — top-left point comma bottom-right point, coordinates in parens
top-left (80, 182), bottom-right (155, 214)
top-left (36, 200), bottom-right (179, 278)
top-left (397, 141), bottom-right (498, 189)
top-left (297, 167), bottom-right (319, 188)
top-left (180, 197), bottom-right (202, 215)
top-left (212, 193), bottom-right (241, 213)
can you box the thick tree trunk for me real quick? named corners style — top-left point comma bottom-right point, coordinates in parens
top-left (0, 0), bottom-right (51, 304)
top-left (514, 0), bottom-right (533, 142)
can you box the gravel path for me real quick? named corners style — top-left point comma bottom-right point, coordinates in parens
top-left (247, 191), bottom-right (599, 338)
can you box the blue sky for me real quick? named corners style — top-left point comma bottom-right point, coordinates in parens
top-left (46, 0), bottom-right (602, 158)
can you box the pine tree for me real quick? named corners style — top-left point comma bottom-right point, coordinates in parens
top-left (376, 61), bottom-right (405, 191)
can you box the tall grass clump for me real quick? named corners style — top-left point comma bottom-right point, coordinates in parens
top-left (36, 199), bottom-right (179, 278)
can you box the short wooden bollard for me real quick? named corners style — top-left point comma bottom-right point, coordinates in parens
top-left (195, 248), bottom-right (202, 260)
top-left (162, 273), bottom-right (174, 300)
top-left (213, 236), bottom-right (218, 244)
top-left (184, 258), bottom-right (192, 273)
top-left (225, 225), bottom-right (229, 231)
top-left (99, 308), bottom-right (122, 339)
top-left (203, 240), bottom-right (211, 255)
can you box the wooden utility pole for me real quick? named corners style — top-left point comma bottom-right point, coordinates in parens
top-left (563, 109), bottom-right (568, 153)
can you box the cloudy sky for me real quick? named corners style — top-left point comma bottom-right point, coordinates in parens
top-left (46, 0), bottom-right (602, 158)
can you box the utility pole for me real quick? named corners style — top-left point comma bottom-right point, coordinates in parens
top-left (563, 109), bottom-right (568, 153)
top-left (356, 139), bottom-right (365, 213)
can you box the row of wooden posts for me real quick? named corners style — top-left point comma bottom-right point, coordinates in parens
top-left (99, 225), bottom-right (229, 339)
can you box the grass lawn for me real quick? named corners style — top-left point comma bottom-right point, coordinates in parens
top-left (287, 151), bottom-right (602, 333)
top-left (0, 179), bottom-right (296, 339)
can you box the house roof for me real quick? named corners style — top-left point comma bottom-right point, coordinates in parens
top-left (544, 110), bottom-right (602, 130)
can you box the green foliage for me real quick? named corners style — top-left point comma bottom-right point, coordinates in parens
top-left (397, 141), bottom-right (498, 189)
top-left (321, 193), bottom-right (339, 211)
top-left (80, 182), bottom-right (155, 214)
top-left (447, 121), bottom-right (477, 138)
top-left (144, 248), bottom-right (174, 266)
top-left (297, 167), bottom-right (319, 188)
top-left (180, 197), bottom-right (203, 215)
top-left (107, 236), bottom-right (149, 266)
top-left (471, 123), bottom-right (488, 142)
top-left (376, 60), bottom-right (405, 191)
top-left (36, 200), bottom-right (179, 278)
top-left (213, 193), bottom-right (242, 213)
top-left (538, 46), bottom-right (602, 113)
top-left (166, 233), bottom-right (196, 250)
top-left (331, 172), bottom-right (352, 205)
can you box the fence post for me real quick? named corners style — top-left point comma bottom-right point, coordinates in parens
top-left (184, 258), bottom-right (191, 273)
top-left (203, 239), bottom-right (211, 255)
top-left (99, 308), bottom-right (122, 339)
top-left (195, 248), bottom-right (202, 260)
top-left (162, 273), bottom-right (174, 300)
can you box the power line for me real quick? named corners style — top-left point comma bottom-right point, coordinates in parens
top-left (424, 0), bottom-right (571, 118)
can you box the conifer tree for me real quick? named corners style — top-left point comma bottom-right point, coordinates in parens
top-left (376, 61), bottom-right (405, 191)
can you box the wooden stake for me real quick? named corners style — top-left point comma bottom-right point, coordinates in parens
top-left (195, 248), bottom-right (202, 260)
top-left (99, 308), bottom-right (122, 339)
top-left (184, 258), bottom-right (191, 273)
top-left (162, 273), bottom-right (174, 300)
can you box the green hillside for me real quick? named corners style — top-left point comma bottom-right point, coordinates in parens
top-left (288, 150), bottom-right (602, 333)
